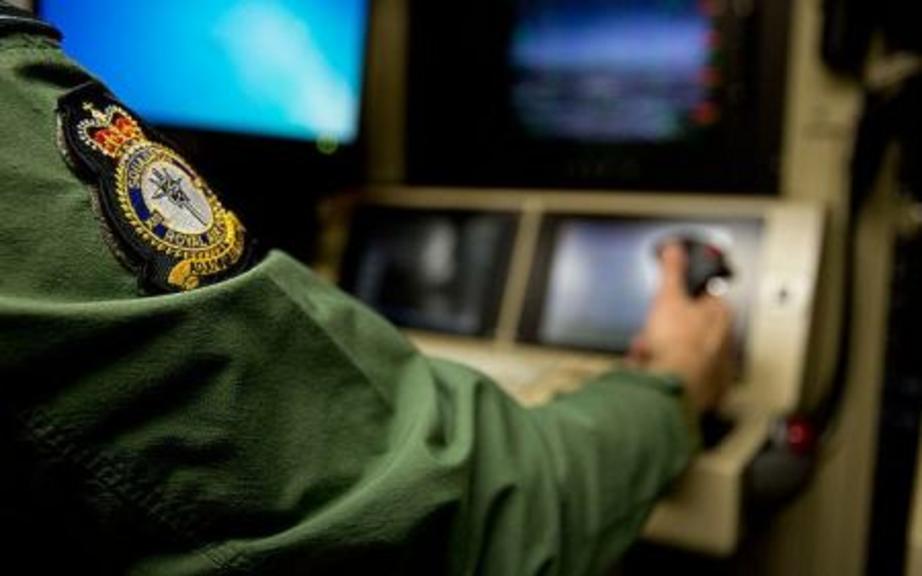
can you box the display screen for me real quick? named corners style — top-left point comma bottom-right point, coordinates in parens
top-left (529, 217), bottom-right (763, 352)
top-left (341, 209), bottom-right (517, 336)
top-left (40, 0), bottom-right (369, 143)
top-left (510, 0), bottom-right (721, 143)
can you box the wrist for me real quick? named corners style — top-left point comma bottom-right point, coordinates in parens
top-left (629, 369), bottom-right (703, 452)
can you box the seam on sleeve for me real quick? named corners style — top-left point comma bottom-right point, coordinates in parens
top-left (264, 263), bottom-right (409, 396)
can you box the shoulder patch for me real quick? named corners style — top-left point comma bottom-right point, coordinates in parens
top-left (58, 82), bottom-right (254, 293)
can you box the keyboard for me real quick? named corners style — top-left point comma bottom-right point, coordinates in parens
top-left (412, 336), bottom-right (616, 406)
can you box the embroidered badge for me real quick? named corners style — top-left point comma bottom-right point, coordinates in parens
top-left (58, 83), bottom-right (252, 292)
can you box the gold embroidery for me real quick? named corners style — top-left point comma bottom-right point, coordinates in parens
top-left (79, 103), bottom-right (247, 291)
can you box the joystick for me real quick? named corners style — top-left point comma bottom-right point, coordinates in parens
top-left (658, 236), bottom-right (734, 297)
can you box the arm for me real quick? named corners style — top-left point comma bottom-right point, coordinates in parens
top-left (0, 29), bottom-right (713, 575)
top-left (2, 253), bottom-right (696, 575)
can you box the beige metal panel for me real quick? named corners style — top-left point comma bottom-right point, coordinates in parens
top-left (745, 204), bottom-right (825, 412)
top-left (748, 0), bottom-right (884, 572)
top-left (363, 185), bottom-right (778, 216)
top-left (364, 0), bottom-right (407, 184)
top-left (644, 414), bottom-right (772, 555)
top-left (754, 175), bottom-right (896, 576)
top-left (494, 202), bottom-right (542, 344)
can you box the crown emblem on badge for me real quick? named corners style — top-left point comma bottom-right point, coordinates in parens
top-left (77, 103), bottom-right (146, 159)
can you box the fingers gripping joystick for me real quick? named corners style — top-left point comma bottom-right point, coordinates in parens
top-left (629, 238), bottom-right (735, 417)
top-left (658, 236), bottom-right (734, 298)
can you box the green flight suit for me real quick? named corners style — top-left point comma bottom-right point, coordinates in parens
top-left (0, 5), bottom-right (697, 574)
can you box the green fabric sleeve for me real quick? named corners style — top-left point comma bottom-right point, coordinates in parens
top-left (0, 31), bottom-right (696, 575)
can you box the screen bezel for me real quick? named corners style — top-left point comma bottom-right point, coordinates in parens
top-left (406, 0), bottom-right (792, 194)
top-left (338, 206), bottom-right (520, 338)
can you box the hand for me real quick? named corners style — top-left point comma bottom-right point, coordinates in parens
top-left (626, 243), bottom-right (734, 413)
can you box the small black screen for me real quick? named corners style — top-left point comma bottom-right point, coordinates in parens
top-left (341, 208), bottom-right (517, 336)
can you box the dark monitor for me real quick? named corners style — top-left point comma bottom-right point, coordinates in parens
top-left (520, 216), bottom-right (764, 354)
top-left (408, 0), bottom-right (791, 193)
top-left (340, 208), bottom-right (518, 337)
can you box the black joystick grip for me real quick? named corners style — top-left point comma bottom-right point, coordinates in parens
top-left (659, 237), bottom-right (734, 298)
top-left (682, 238), bottom-right (733, 297)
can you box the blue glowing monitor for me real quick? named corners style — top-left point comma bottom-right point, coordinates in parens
top-left (40, 0), bottom-right (369, 144)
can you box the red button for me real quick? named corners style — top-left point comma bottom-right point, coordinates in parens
top-left (786, 417), bottom-right (816, 455)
